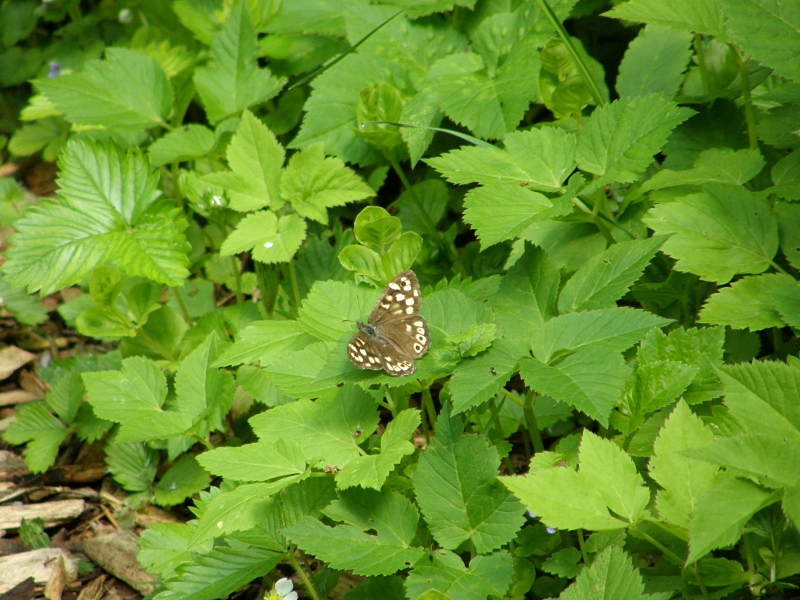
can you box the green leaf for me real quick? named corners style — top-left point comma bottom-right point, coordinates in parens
top-left (559, 546), bottom-right (651, 600)
top-left (346, 576), bottom-right (407, 600)
top-left (197, 438), bottom-right (307, 482)
top-left (154, 455), bottom-right (212, 506)
top-left (220, 210), bottom-right (307, 263)
top-left (336, 409), bottom-right (420, 490)
top-left (699, 273), bottom-right (797, 331)
top-left (776, 201), bottom-right (800, 270)
top-left (648, 401), bottom-right (719, 529)
top-left (3, 404), bottom-right (68, 473)
top-left (148, 125), bottom-right (216, 167)
top-left (249, 384), bottom-right (380, 468)
top-left (643, 184), bottom-right (779, 284)
top-left (214, 320), bottom-right (313, 367)
top-left (641, 148), bottom-right (765, 191)
top-left (519, 347), bottom-right (628, 426)
top-left (558, 237), bottom-right (667, 313)
top-left (352, 206), bottom-right (402, 252)
top-left (82, 357), bottom-right (194, 443)
top-left (105, 442), bottom-right (158, 492)
top-left (576, 94), bottom-right (694, 188)
top-left (413, 405), bottom-right (525, 553)
top-left (203, 111), bottom-right (284, 212)
top-left (463, 185), bottom-right (552, 249)
top-left (0, 276), bottom-right (48, 326)
top-left (283, 490), bottom-right (425, 576)
top-left (138, 522), bottom-right (202, 578)
top-left (719, 0), bottom-right (800, 84)
top-left (770, 153), bottom-right (800, 201)
top-left (193, 2), bottom-right (286, 123)
top-left (280, 143), bottom-right (374, 223)
top-left (427, 127), bottom-right (577, 191)
top-left (3, 140), bottom-right (190, 294)
top-left (603, 0), bottom-right (726, 38)
top-left (542, 548), bottom-right (582, 578)
top-left (531, 307), bottom-right (671, 363)
top-left (33, 48), bottom-right (173, 130)
top-left (262, 341), bottom-right (335, 398)
top-left (298, 280), bottom-right (376, 343)
top-left (688, 477), bottom-right (774, 564)
top-left (616, 25), bottom-right (693, 99)
top-left (405, 550), bottom-right (514, 600)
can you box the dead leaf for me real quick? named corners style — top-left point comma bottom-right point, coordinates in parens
top-left (0, 347), bottom-right (36, 381)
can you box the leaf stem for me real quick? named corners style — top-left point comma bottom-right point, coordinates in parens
top-left (421, 387), bottom-right (437, 430)
top-left (523, 391), bottom-right (545, 454)
top-left (576, 529), bottom-right (589, 564)
top-left (693, 35), bottom-right (711, 97)
top-left (285, 546), bottom-right (322, 600)
top-left (192, 433), bottom-right (214, 451)
top-left (630, 525), bottom-right (685, 568)
top-left (231, 256), bottom-right (243, 304)
top-left (172, 286), bottom-right (193, 324)
top-left (288, 261), bottom-right (302, 317)
top-left (732, 46), bottom-right (759, 151)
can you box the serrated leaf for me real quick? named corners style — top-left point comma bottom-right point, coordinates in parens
top-left (214, 320), bottom-right (313, 367)
top-left (558, 237), bottom-right (667, 313)
top-left (262, 341), bottom-right (334, 398)
top-left (336, 409), bottom-right (420, 490)
top-left (220, 210), bottom-right (306, 263)
top-left (642, 148), bottom-right (765, 191)
top-left (576, 94), bottom-right (694, 187)
top-left (298, 280), bottom-right (376, 343)
top-left (154, 455), bottom-right (212, 506)
top-left (649, 401), bottom-right (719, 529)
top-left (449, 339), bottom-right (525, 415)
top-left (616, 25), bottom-right (693, 99)
top-left (413, 405), bottom-right (525, 553)
top-left (193, 2), bottom-right (286, 123)
top-left (197, 438), bottom-right (307, 482)
top-left (137, 522), bottom-right (197, 578)
top-left (3, 140), bottom-right (189, 294)
top-left (3, 403), bottom-right (68, 473)
top-left (105, 442), bottom-right (158, 492)
top-left (603, 0), bottom-right (726, 38)
top-left (280, 143), bottom-right (374, 223)
top-left (699, 273), bottom-right (796, 331)
top-left (643, 184), bottom-right (778, 284)
top-left (559, 546), bottom-right (650, 600)
top-left (405, 550), bottom-right (514, 600)
top-left (33, 48), bottom-right (173, 130)
top-left (149, 125), bottom-right (215, 167)
top-left (463, 185), bottom-right (552, 249)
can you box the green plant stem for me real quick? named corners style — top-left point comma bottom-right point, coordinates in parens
top-left (732, 46), bottom-right (759, 151)
top-left (523, 392), bottom-right (545, 454)
top-left (532, 0), bottom-right (605, 107)
top-left (387, 156), bottom-right (441, 241)
top-left (288, 261), bottom-right (302, 317)
top-left (487, 396), bottom-right (515, 474)
top-left (420, 402), bottom-right (430, 445)
top-left (688, 564), bottom-right (711, 600)
top-left (693, 35), bottom-right (711, 97)
top-left (285, 546), bottom-right (322, 600)
top-left (172, 287), bottom-right (193, 324)
top-left (231, 256), bottom-right (243, 304)
top-left (499, 387), bottom-right (525, 409)
top-left (768, 260), bottom-right (790, 276)
top-left (192, 434), bottom-right (214, 451)
top-left (630, 526), bottom-right (685, 569)
top-left (421, 388), bottom-right (437, 431)
top-left (576, 529), bottom-right (589, 564)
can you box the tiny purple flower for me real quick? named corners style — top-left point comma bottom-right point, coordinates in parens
top-left (47, 61), bottom-right (60, 78)
top-left (546, 526), bottom-right (557, 535)
top-left (527, 511), bottom-right (537, 519)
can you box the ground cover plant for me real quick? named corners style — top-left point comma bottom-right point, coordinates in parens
top-left (1, 0), bottom-right (800, 598)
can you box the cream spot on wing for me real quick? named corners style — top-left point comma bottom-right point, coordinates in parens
top-left (349, 344), bottom-right (357, 352)
top-left (413, 289), bottom-right (419, 296)
top-left (405, 306), bottom-right (413, 314)
top-left (356, 355), bottom-right (363, 362)
top-left (389, 282), bottom-right (401, 290)
top-left (406, 324), bottom-right (412, 332)
top-left (395, 293), bottom-right (405, 301)
top-left (413, 320), bottom-right (424, 327)
top-left (384, 356), bottom-right (393, 362)
top-left (360, 348), bottom-right (367, 356)
top-left (414, 343), bottom-right (422, 353)
top-left (417, 327), bottom-right (425, 334)
top-left (385, 294), bottom-right (393, 302)
top-left (416, 334), bottom-right (426, 343)
top-left (393, 309), bottom-right (403, 314)
top-left (405, 298), bottom-right (414, 306)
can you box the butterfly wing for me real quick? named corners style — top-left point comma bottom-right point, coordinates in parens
top-left (347, 331), bottom-right (385, 371)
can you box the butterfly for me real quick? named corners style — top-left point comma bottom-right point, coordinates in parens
top-left (347, 270), bottom-right (430, 376)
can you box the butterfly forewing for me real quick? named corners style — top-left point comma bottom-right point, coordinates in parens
top-left (347, 270), bottom-right (430, 376)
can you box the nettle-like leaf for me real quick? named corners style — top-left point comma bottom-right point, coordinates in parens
top-left (148, 125), bottom-right (216, 168)
top-left (214, 320), bottom-right (315, 367)
top-left (283, 489), bottom-right (425, 577)
top-left (2, 404), bottom-right (68, 474)
top-left (413, 405), bottom-right (526, 553)
top-left (203, 110), bottom-right (285, 212)
top-left (616, 25), bottom-right (693, 99)
top-left (220, 210), bottom-right (307, 263)
top-left (153, 455), bottom-right (211, 507)
top-left (106, 441), bottom-right (158, 493)
top-left (405, 550), bottom-right (514, 600)
top-left (198, 438), bottom-right (307, 483)
top-left (644, 184), bottom-right (779, 284)
top-left (3, 139), bottom-right (190, 294)
top-left (559, 546), bottom-right (658, 600)
top-left (641, 148), bottom-right (765, 191)
top-left (33, 48), bottom-right (173, 131)
top-left (502, 430), bottom-right (649, 531)
top-left (193, 2), bottom-right (286, 124)
top-left (698, 273), bottom-right (798, 331)
top-left (603, 0), bottom-right (727, 39)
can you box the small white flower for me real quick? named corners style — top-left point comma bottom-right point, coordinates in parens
top-left (266, 578), bottom-right (298, 600)
top-left (118, 8), bottom-right (132, 23)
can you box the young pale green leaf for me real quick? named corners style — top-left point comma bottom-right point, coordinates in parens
top-left (3, 140), bottom-right (190, 294)
top-left (193, 2), bottom-right (286, 124)
top-left (220, 210), bottom-right (306, 263)
top-left (642, 148), bottom-right (765, 191)
top-left (3, 404), bottom-right (68, 474)
top-left (405, 550), bottom-right (514, 600)
top-left (501, 466), bottom-right (627, 531)
top-left (413, 406), bottom-right (525, 553)
top-left (44, 371), bottom-right (83, 425)
top-left (427, 127), bottom-right (577, 191)
top-left (198, 438), bottom-right (307, 482)
top-left (105, 442), bottom-right (158, 492)
top-left (283, 490), bottom-right (425, 576)
top-left (557, 237), bottom-right (667, 313)
top-left (688, 477), bottom-right (775, 564)
top-left (82, 357), bottom-right (194, 443)
top-left (158, 544), bottom-right (282, 600)
top-left (463, 185), bottom-right (552, 249)
top-left (262, 341), bottom-right (335, 398)
top-left (137, 522), bottom-right (197, 578)
top-left (352, 206), bottom-right (402, 252)
top-left (213, 320), bottom-right (314, 367)
top-left (603, 0), bottom-right (726, 38)
top-left (203, 111), bottom-right (284, 211)
top-left (154, 455), bottom-right (212, 507)
top-left (0, 276), bottom-right (48, 326)
top-left (449, 339), bottom-right (525, 415)
top-left (559, 546), bottom-right (651, 600)
top-left (148, 125), bottom-right (216, 167)
top-left (174, 334), bottom-right (234, 428)
top-left (638, 326), bottom-right (724, 404)
top-left (33, 48), bottom-right (173, 130)
top-left (576, 94), bottom-right (694, 187)
top-left (579, 431), bottom-right (650, 524)
top-left (649, 401), bottom-right (720, 529)
top-left (249, 384), bottom-right (379, 468)
top-left (616, 25), bottom-right (693, 99)
top-left (719, 0), bottom-right (800, 84)
top-left (699, 273), bottom-right (796, 331)
top-left (643, 184), bottom-right (778, 284)
top-left (519, 347), bottom-right (627, 427)
top-left (280, 143), bottom-right (374, 223)
top-left (531, 307), bottom-right (671, 363)
top-left (336, 409), bottom-right (420, 490)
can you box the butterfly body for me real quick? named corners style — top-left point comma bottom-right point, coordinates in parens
top-left (347, 270), bottom-right (430, 376)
